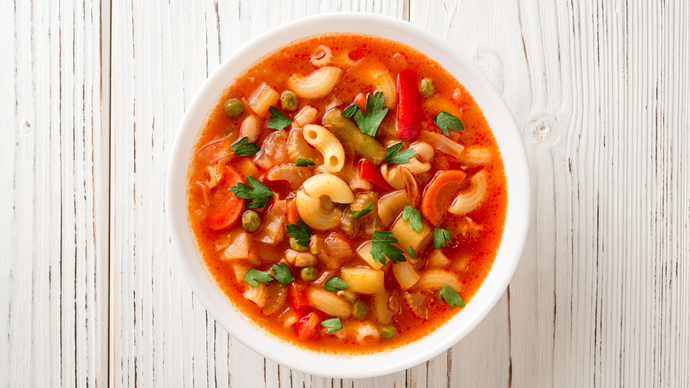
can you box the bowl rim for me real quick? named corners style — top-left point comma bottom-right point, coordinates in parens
top-left (166, 12), bottom-right (530, 379)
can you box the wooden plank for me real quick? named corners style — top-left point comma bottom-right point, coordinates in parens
top-left (0, 0), bottom-right (110, 387)
top-left (110, 1), bottom-right (407, 387)
top-left (412, 0), bottom-right (690, 386)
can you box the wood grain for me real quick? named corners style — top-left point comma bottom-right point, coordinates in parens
top-left (3, 0), bottom-right (690, 386)
top-left (0, 0), bottom-right (110, 387)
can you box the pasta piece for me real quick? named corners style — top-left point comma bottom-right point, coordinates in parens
top-left (356, 241), bottom-right (384, 270)
top-left (355, 322), bottom-right (381, 342)
top-left (392, 261), bottom-right (420, 290)
top-left (303, 125), bottom-right (345, 173)
top-left (378, 190), bottom-right (408, 227)
top-left (310, 45), bottom-right (333, 67)
top-left (460, 145), bottom-right (492, 166)
top-left (244, 283), bottom-right (268, 308)
top-left (248, 82), bottom-right (280, 117)
top-left (340, 58), bottom-right (397, 109)
top-left (390, 214), bottom-right (431, 251)
top-left (301, 173), bottom-right (355, 204)
top-left (296, 190), bottom-right (342, 231)
top-left (267, 164), bottom-right (312, 190)
top-left (292, 106), bottom-right (320, 128)
top-left (449, 169), bottom-right (488, 215)
top-left (286, 128), bottom-right (322, 164)
top-left (287, 67), bottom-right (342, 99)
top-left (411, 142), bottom-right (434, 163)
top-left (279, 308), bottom-right (299, 327)
top-left (306, 287), bottom-right (351, 319)
top-left (220, 230), bottom-right (250, 261)
top-left (397, 158), bottom-right (431, 175)
top-left (340, 267), bottom-right (385, 294)
top-left (373, 292), bottom-right (392, 325)
top-left (427, 250), bottom-right (450, 267)
top-left (415, 269), bottom-right (463, 293)
top-left (380, 164), bottom-right (404, 190)
top-left (239, 115), bottom-right (261, 143)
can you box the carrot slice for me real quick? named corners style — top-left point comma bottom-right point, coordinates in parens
top-left (421, 170), bottom-right (467, 226)
top-left (203, 166), bottom-right (245, 230)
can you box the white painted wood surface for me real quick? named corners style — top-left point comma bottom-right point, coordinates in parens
top-left (2, 0), bottom-right (689, 386)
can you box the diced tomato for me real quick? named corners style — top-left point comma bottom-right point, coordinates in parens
top-left (421, 170), bottom-right (467, 226)
top-left (287, 282), bottom-right (312, 315)
top-left (203, 166), bottom-right (245, 230)
top-left (296, 311), bottom-right (321, 342)
top-left (396, 69), bottom-right (421, 140)
top-left (286, 198), bottom-right (299, 225)
top-left (359, 160), bottom-right (393, 191)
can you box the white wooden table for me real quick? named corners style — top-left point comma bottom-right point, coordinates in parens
top-left (2, 1), bottom-right (689, 386)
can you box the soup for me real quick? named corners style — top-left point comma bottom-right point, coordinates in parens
top-left (186, 33), bottom-right (507, 353)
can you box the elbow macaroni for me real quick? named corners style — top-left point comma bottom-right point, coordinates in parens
top-left (302, 125), bottom-right (345, 173)
top-left (288, 66), bottom-right (342, 99)
top-left (307, 287), bottom-right (351, 319)
top-left (416, 269), bottom-right (463, 294)
top-left (449, 169), bottom-right (488, 215)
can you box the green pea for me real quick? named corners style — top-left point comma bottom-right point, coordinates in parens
top-left (418, 78), bottom-right (435, 97)
top-left (380, 325), bottom-right (398, 339)
top-left (224, 98), bottom-right (244, 117)
top-left (300, 266), bottom-right (318, 282)
top-left (352, 300), bottom-right (368, 319)
top-left (241, 210), bottom-right (261, 232)
top-left (289, 237), bottom-right (308, 252)
top-left (280, 90), bottom-right (298, 111)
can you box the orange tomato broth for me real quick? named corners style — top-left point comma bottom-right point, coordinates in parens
top-left (186, 33), bottom-right (507, 354)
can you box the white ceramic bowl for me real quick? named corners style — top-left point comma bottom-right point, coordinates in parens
top-left (167, 12), bottom-right (530, 379)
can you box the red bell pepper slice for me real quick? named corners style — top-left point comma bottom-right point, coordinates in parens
top-left (359, 160), bottom-right (393, 191)
top-left (203, 166), bottom-right (245, 230)
top-left (296, 311), bottom-right (321, 342)
top-left (287, 282), bottom-right (312, 316)
top-left (396, 69), bottom-right (422, 140)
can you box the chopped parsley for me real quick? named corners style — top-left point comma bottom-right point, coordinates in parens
top-left (402, 206), bottom-right (423, 233)
top-left (344, 91), bottom-right (389, 136)
top-left (285, 220), bottom-right (311, 248)
top-left (433, 110), bottom-right (465, 136)
top-left (230, 136), bottom-right (261, 157)
top-left (370, 231), bottom-right (406, 265)
top-left (438, 285), bottom-right (465, 308)
top-left (271, 263), bottom-right (294, 286)
top-left (407, 246), bottom-right (418, 259)
top-left (243, 268), bottom-right (273, 288)
top-left (229, 176), bottom-right (274, 208)
top-left (433, 228), bottom-right (452, 250)
top-left (351, 203), bottom-right (372, 219)
top-left (384, 142), bottom-right (417, 164)
top-left (267, 106), bottom-right (292, 130)
top-left (325, 276), bottom-right (350, 292)
top-left (321, 318), bottom-right (342, 334)
top-left (295, 158), bottom-right (316, 167)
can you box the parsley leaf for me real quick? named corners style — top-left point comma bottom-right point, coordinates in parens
top-left (295, 158), bottom-right (316, 167)
top-left (321, 317), bottom-right (342, 334)
top-left (402, 206), bottom-right (423, 233)
top-left (433, 228), bottom-right (452, 249)
top-left (407, 246), bottom-right (418, 259)
top-left (352, 92), bottom-right (389, 136)
top-left (433, 110), bottom-right (465, 136)
top-left (325, 276), bottom-right (350, 292)
top-left (438, 285), bottom-right (465, 308)
top-left (351, 203), bottom-right (372, 219)
top-left (342, 104), bottom-right (359, 118)
top-left (243, 268), bottom-right (273, 287)
top-left (285, 220), bottom-right (311, 248)
top-left (267, 106), bottom-right (292, 130)
top-left (229, 175), bottom-right (274, 208)
top-left (384, 142), bottom-right (418, 164)
top-left (230, 136), bottom-right (261, 156)
top-left (370, 231), bottom-right (406, 265)
top-left (271, 263), bottom-right (294, 286)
